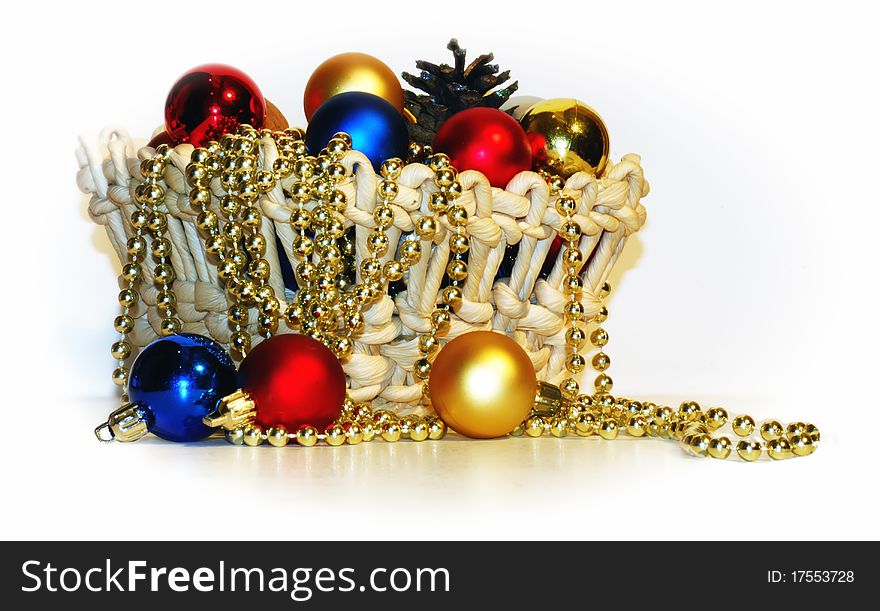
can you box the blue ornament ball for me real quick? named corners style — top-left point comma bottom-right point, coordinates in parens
top-left (128, 333), bottom-right (237, 442)
top-left (306, 91), bottom-right (409, 171)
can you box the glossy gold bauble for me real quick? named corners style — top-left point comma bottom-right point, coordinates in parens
top-left (303, 52), bottom-right (404, 121)
top-left (429, 331), bottom-right (536, 438)
top-left (519, 98), bottom-right (610, 178)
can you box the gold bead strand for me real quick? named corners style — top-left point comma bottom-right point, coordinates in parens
top-left (590, 281), bottom-right (614, 396)
top-left (235, 126), bottom-right (281, 339)
top-left (284, 135), bottom-right (317, 335)
top-left (554, 191), bottom-right (583, 404)
top-left (414, 155), bottom-right (464, 410)
top-left (110, 148), bottom-right (171, 392)
top-left (139, 146), bottom-right (181, 337)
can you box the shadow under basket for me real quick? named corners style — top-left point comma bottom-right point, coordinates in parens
top-left (76, 129), bottom-right (648, 410)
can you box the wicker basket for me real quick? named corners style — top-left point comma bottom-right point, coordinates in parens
top-left (76, 128), bottom-right (648, 409)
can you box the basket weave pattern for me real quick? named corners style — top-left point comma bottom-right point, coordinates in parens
top-left (77, 130), bottom-right (648, 408)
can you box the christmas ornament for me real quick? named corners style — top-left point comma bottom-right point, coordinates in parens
top-left (164, 64), bottom-right (266, 148)
top-left (403, 38), bottom-right (519, 146)
top-left (429, 331), bottom-right (537, 438)
top-left (204, 333), bottom-right (346, 433)
top-left (432, 107), bottom-right (532, 188)
top-left (96, 334), bottom-right (237, 443)
top-left (303, 52), bottom-right (404, 121)
top-left (306, 92), bottom-right (408, 171)
top-left (500, 95), bottom-right (544, 121)
top-left (265, 99), bottom-right (289, 131)
top-left (147, 130), bottom-right (172, 149)
top-left (520, 98), bottom-right (610, 178)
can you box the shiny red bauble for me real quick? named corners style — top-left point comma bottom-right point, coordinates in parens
top-left (164, 64), bottom-right (266, 148)
top-left (238, 334), bottom-right (346, 431)
top-left (432, 107), bottom-right (532, 188)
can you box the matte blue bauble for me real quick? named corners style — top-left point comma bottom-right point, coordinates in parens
top-left (128, 333), bottom-right (237, 442)
top-left (305, 91), bottom-right (408, 171)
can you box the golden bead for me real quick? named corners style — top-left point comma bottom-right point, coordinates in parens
top-left (267, 426), bottom-right (290, 447)
top-left (575, 413), bottom-right (596, 436)
top-left (325, 424), bottom-right (346, 446)
top-left (767, 438), bottom-right (793, 460)
top-left (555, 195), bottom-right (578, 216)
top-left (594, 373), bottom-right (613, 394)
top-left (345, 423), bottom-right (364, 445)
top-left (705, 407), bottom-right (728, 431)
top-left (597, 419), bottom-right (619, 440)
top-left (413, 358), bottom-right (432, 381)
top-left (367, 230), bottom-right (390, 257)
top-left (429, 191), bottom-right (449, 214)
top-left (805, 423), bottom-right (820, 443)
top-left (653, 405), bottom-right (673, 424)
top-left (409, 420), bottom-right (429, 442)
top-left (160, 318), bottom-right (181, 336)
top-left (429, 153), bottom-right (451, 171)
top-left (565, 353), bottom-right (586, 374)
top-left (559, 377), bottom-right (580, 400)
top-left (591, 352), bottom-right (611, 372)
top-left (381, 421), bottom-right (402, 442)
top-left (790, 434), bottom-right (815, 457)
top-left (446, 259), bottom-right (468, 281)
top-left (625, 416), bottom-right (646, 437)
top-left (565, 326), bottom-right (587, 349)
top-left (416, 216), bottom-right (438, 239)
top-left (225, 428), bottom-right (245, 445)
top-left (691, 434), bottom-right (711, 456)
top-left (427, 418), bottom-right (447, 440)
top-left (110, 340), bottom-right (132, 360)
top-left (430, 309), bottom-right (452, 335)
top-left (593, 306), bottom-right (608, 324)
top-left (243, 426), bottom-right (264, 446)
top-left (361, 424), bottom-right (377, 442)
top-left (441, 285), bottom-right (463, 310)
top-left (111, 366), bottom-right (128, 386)
top-left (380, 158), bottom-right (403, 179)
top-left (418, 333), bottom-right (440, 356)
top-left (400, 239), bottom-right (422, 263)
top-left (785, 422), bottom-right (807, 438)
top-left (590, 328), bottom-right (609, 347)
top-left (735, 440), bottom-right (763, 461)
top-left (449, 233), bottom-right (470, 254)
top-left (525, 416), bottom-right (545, 437)
top-left (564, 274), bottom-right (583, 293)
top-left (510, 422), bottom-right (525, 436)
top-left (563, 300), bottom-right (586, 322)
top-left (333, 336), bottom-right (354, 359)
top-left (447, 205), bottom-right (469, 227)
top-left (759, 420), bottom-right (784, 442)
top-left (732, 415), bottom-right (756, 437)
top-left (560, 220), bottom-right (582, 241)
top-left (599, 281), bottom-right (611, 299)
top-left (678, 401), bottom-right (701, 422)
top-left (549, 417), bottom-right (568, 437)
top-left (296, 425), bottom-right (319, 447)
top-left (707, 436), bottom-right (732, 459)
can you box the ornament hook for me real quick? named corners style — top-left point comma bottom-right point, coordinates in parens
top-left (94, 422), bottom-right (115, 443)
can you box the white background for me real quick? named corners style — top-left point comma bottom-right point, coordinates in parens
top-left (1, 0), bottom-right (878, 540)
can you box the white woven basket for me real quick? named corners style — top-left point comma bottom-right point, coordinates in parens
top-left (76, 128), bottom-right (648, 409)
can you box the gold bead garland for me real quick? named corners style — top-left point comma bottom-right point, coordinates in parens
top-left (105, 128), bottom-right (820, 460)
top-left (110, 144), bottom-right (182, 398)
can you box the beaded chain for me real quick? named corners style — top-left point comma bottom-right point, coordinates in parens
top-left (109, 145), bottom-right (181, 400)
top-left (107, 129), bottom-right (820, 460)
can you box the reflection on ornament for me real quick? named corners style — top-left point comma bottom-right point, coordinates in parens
top-left (303, 52), bottom-right (404, 121)
top-left (306, 92), bottom-right (409, 171)
top-left (429, 331), bottom-right (536, 438)
top-left (236, 334), bottom-right (346, 431)
top-left (127, 333), bottom-right (237, 442)
top-left (520, 98), bottom-right (609, 178)
top-left (164, 64), bottom-right (266, 148)
top-left (432, 107), bottom-right (532, 188)
top-left (500, 95), bottom-right (544, 121)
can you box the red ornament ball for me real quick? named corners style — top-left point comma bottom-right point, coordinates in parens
top-left (432, 108), bottom-right (532, 188)
top-left (237, 334), bottom-right (346, 431)
top-left (164, 64), bottom-right (266, 148)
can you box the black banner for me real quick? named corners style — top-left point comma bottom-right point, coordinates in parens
top-left (1, 541), bottom-right (869, 607)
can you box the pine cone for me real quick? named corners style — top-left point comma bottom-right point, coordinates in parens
top-left (402, 38), bottom-right (519, 146)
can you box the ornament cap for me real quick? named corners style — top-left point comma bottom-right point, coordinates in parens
top-left (533, 381), bottom-right (567, 417)
top-left (202, 389), bottom-right (256, 430)
top-left (95, 402), bottom-right (150, 443)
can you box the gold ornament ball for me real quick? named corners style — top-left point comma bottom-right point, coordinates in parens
top-left (429, 331), bottom-right (537, 439)
top-left (519, 98), bottom-right (610, 178)
top-left (303, 52), bottom-right (404, 121)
